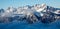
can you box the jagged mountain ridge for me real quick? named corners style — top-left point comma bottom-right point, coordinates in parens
top-left (0, 4), bottom-right (60, 24)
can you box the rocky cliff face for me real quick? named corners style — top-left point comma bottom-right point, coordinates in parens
top-left (0, 4), bottom-right (60, 24)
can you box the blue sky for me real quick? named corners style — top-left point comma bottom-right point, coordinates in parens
top-left (0, 0), bottom-right (60, 9)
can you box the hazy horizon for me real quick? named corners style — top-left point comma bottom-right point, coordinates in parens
top-left (0, 0), bottom-right (60, 9)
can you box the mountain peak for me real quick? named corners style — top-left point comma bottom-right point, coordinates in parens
top-left (0, 3), bottom-right (60, 24)
top-left (41, 3), bottom-right (46, 6)
top-left (35, 3), bottom-right (47, 12)
top-left (0, 8), bottom-right (4, 13)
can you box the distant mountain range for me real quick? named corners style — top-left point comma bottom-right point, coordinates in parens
top-left (0, 4), bottom-right (60, 24)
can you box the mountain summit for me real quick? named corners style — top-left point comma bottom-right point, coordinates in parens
top-left (0, 4), bottom-right (60, 24)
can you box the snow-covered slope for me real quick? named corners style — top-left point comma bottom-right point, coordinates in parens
top-left (0, 4), bottom-right (60, 24)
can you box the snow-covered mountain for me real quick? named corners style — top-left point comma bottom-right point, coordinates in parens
top-left (0, 8), bottom-right (5, 16)
top-left (0, 4), bottom-right (60, 24)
